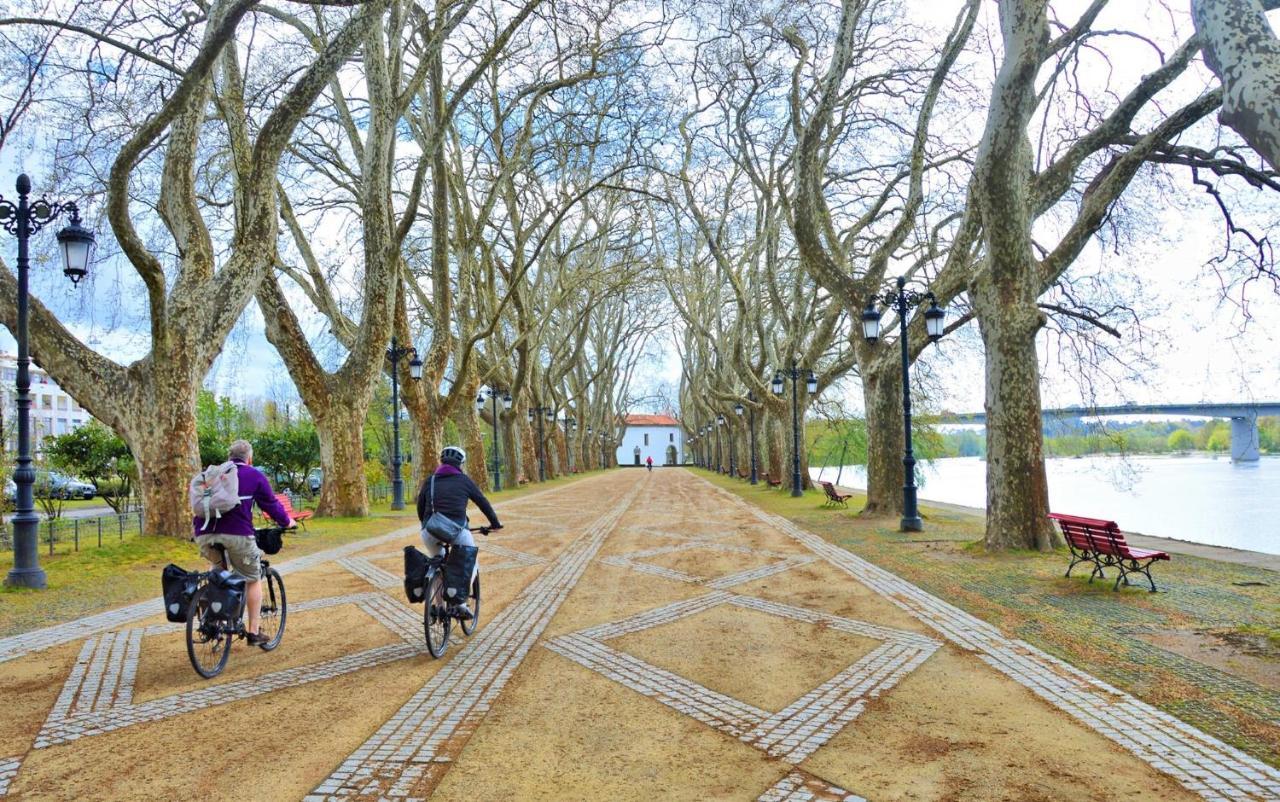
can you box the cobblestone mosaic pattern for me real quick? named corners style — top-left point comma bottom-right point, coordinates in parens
top-left (757, 770), bottom-right (866, 802)
top-left (702, 478), bottom-right (1280, 802)
top-left (33, 592), bottom-right (424, 750)
top-left (305, 482), bottom-right (643, 800)
top-left (547, 591), bottom-right (938, 765)
top-left (0, 757), bottom-right (19, 797)
top-left (601, 540), bottom-right (815, 589)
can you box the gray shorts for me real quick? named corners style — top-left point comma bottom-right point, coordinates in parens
top-left (195, 534), bottom-right (262, 581)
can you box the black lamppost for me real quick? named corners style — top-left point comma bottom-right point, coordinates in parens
top-left (715, 414), bottom-right (726, 474)
top-left (773, 359), bottom-right (817, 498)
top-left (527, 405), bottom-right (554, 481)
top-left (475, 387), bottom-right (511, 490)
top-left (585, 425), bottom-right (594, 469)
top-left (745, 392), bottom-right (759, 484)
top-left (701, 425), bottom-right (710, 469)
top-left (386, 337), bottom-right (422, 510)
top-left (861, 275), bottom-right (947, 532)
top-left (1, 176), bottom-right (95, 589)
top-left (733, 401), bottom-right (745, 479)
top-left (564, 417), bottom-right (577, 472)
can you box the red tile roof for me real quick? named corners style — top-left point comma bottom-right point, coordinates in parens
top-left (625, 414), bottom-right (681, 427)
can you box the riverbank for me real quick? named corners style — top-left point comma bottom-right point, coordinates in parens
top-left (841, 490), bottom-right (1280, 573)
top-left (812, 454), bottom-right (1280, 556)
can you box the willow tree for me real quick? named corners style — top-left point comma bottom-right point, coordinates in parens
top-left (0, 1), bottom-right (382, 534)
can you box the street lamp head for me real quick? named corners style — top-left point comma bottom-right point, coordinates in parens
top-left (861, 301), bottom-right (881, 342)
top-left (805, 371), bottom-right (818, 395)
top-left (408, 354), bottom-right (423, 380)
top-left (734, 402), bottom-right (744, 416)
top-left (527, 409), bottom-right (534, 424)
top-left (56, 208), bottom-right (95, 285)
top-left (586, 425), bottom-right (592, 435)
top-left (924, 299), bottom-right (946, 341)
top-left (475, 393), bottom-right (486, 413)
top-left (545, 409), bottom-right (555, 422)
top-left (502, 391), bottom-right (512, 408)
top-left (771, 372), bottom-right (784, 396)
top-left (716, 414), bottom-right (725, 425)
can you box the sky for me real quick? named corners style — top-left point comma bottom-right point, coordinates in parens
top-left (1, 0), bottom-right (1279, 422)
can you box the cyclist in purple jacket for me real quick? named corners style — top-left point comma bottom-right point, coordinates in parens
top-left (192, 440), bottom-right (293, 647)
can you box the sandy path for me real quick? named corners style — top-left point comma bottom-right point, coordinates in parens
top-left (2, 469), bottom-right (1277, 800)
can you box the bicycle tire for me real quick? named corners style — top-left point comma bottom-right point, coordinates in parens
top-left (460, 572), bottom-right (480, 636)
top-left (186, 584), bottom-right (231, 679)
top-left (257, 567), bottom-right (287, 651)
top-left (424, 569), bottom-right (450, 658)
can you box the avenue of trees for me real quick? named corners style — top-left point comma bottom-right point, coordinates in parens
top-left (0, 0), bottom-right (1277, 550)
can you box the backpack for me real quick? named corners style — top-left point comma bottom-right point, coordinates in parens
top-left (161, 564), bottom-right (199, 623)
top-left (190, 461), bottom-right (246, 531)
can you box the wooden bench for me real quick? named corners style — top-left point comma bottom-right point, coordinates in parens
top-left (1048, 513), bottom-right (1170, 592)
top-left (764, 473), bottom-right (782, 489)
top-left (274, 492), bottom-right (313, 530)
top-left (820, 481), bottom-right (852, 508)
top-left (738, 468), bottom-right (749, 480)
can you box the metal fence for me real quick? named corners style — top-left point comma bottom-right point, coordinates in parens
top-left (0, 510), bottom-right (146, 555)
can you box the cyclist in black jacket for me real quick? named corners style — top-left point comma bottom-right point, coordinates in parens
top-left (415, 446), bottom-right (501, 619)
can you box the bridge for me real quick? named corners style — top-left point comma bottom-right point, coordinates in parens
top-left (937, 402), bottom-right (1280, 462)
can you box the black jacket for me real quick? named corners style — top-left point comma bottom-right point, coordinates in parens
top-left (416, 470), bottom-right (500, 529)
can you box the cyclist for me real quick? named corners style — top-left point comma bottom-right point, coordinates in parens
top-left (192, 440), bottom-right (293, 647)
top-left (415, 446), bottom-right (502, 620)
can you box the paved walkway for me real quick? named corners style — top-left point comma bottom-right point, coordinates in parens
top-left (0, 470), bottom-right (1277, 800)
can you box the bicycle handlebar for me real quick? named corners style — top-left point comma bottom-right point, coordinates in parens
top-left (468, 526), bottom-right (497, 536)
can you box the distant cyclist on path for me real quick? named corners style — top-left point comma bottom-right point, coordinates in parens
top-left (415, 446), bottom-right (502, 620)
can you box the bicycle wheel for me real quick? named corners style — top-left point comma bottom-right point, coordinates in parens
top-left (460, 572), bottom-right (481, 636)
top-left (186, 585), bottom-right (231, 679)
top-left (423, 569), bottom-right (451, 658)
top-left (257, 567), bottom-right (287, 651)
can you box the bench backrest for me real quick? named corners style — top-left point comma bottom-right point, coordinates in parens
top-left (275, 492), bottom-right (297, 513)
top-left (1048, 512), bottom-right (1130, 555)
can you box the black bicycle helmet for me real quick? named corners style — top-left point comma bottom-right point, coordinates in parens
top-left (440, 445), bottom-right (467, 466)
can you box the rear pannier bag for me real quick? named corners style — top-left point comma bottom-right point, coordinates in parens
top-left (161, 564), bottom-right (199, 623)
top-left (204, 570), bottom-right (246, 621)
top-left (404, 545), bottom-right (429, 604)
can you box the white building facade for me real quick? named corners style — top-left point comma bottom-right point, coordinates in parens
top-left (0, 354), bottom-right (94, 449)
top-left (616, 414), bottom-right (685, 466)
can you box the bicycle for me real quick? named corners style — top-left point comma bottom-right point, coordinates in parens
top-left (185, 526), bottom-right (292, 678)
top-left (423, 526), bottom-right (489, 658)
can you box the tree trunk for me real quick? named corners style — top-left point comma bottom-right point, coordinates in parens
top-left (972, 277), bottom-right (1058, 551)
top-left (315, 405), bottom-right (369, 517)
top-left (129, 396), bottom-right (199, 537)
top-left (861, 365), bottom-right (905, 516)
top-left (456, 402), bottom-right (488, 491)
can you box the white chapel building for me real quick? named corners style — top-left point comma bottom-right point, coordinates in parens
top-left (616, 414), bottom-right (684, 466)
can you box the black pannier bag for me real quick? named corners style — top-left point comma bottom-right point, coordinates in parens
top-left (161, 564), bottom-right (199, 623)
top-left (255, 527), bottom-right (283, 555)
top-left (404, 545), bottom-right (429, 603)
top-left (204, 570), bottom-right (246, 621)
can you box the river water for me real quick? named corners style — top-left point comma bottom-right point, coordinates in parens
top-left (811, 455), bottom-right (1280, 555)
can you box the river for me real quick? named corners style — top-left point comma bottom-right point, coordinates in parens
top-left (811, 454), bottom-right (1280, 555)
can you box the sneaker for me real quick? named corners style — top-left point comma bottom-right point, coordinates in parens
top-left (245, 631), bottom-right (269, 647)
top-left (448, 604), bottom-right (474, 621)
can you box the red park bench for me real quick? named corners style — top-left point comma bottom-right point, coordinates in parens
top-left (764, 472), bottom-right (782, 489)
top-left (737, 468), bottom-right (749, 480)
top-left (1048, 512), bottom-right (1170, 593)
top-left (820, 481), bottom-right (852, 508)
top-left (267, 492), bottom-right (313, 530)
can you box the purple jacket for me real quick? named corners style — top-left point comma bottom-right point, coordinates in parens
top-left (192, 460), bottom-right (291, 537)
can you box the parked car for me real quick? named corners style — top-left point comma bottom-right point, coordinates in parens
top-left (33, 471), bottom-right (96, 500)
top-left (4, 479), bottom-right (14, 503)
top-left (58, 476), bottom-right (97, 500)
top-left (307, 468), bottom-right (323, 494)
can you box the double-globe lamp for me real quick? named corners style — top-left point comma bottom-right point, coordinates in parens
top-left (860, 276), bottom-right (947, 531)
